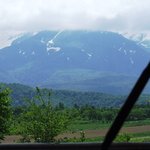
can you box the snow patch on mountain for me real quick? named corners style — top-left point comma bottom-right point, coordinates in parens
top-left (140, 43), bottom-right (150, 48)
top-left (121, 32), bottom-right (150, 49)
top-left (47, 47), bottom-right (61, 52)
top-left (80, 49), bottom-right (92, 59)
top-left (129, 50), bottom-right (136, 54)
top-left (87, 53), bottom-right (92, 59)
top-left (117, 42), bottom-right (135, 56)
top-left (67, 57), bottom-right (70, 61)
top-left (40, 38), bottom-right (45, 44)
top-left (117, 44), bottom-right (137, 64)
top-left (118, 45), bottom-right (136, 56)
top-left (22, 52), bottom-right (26, 55)
top-left (87, 53), bottom-right (92, 57)
top-left (19, 50), bottom-right (22, 54)
top-left (0, 33), bottom-right (23, 49)
top-left (47, 40), bottom-right (53, 45)
top-left (31, 51), bottom-right (35, 55)
top-left (130, 57), bottom-right (134, 64)
top-left (47, 30), bottom-right (63, 46)
top-left (18, 50), bottom-right (25, 55)
top-left (123, 50), bottom-right (127, 55)
top-left (46, 31), bottom-right (63, 53)
top-left (118, 47), bottom-right (121, 51)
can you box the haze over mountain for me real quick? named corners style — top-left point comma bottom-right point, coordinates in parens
top-left (122, 32), bottom-right (150, 52)
top-left (0, 30), bottom-right (149, 94)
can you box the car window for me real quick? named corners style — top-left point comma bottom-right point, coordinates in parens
top-left (0, 0), bottom-right (149, 146)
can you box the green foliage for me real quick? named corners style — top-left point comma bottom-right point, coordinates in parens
top-left (115, 133), bottom-right (131, 142)
top-left (57, 131), bottom-right (86, 143)
top-left (0, 88), bottom-right (12, 141)
top-left (1, 82), bottom-right (150, 108)
top-left (130, 132), bottom-right (150, 142)
top-left (19, 87), bottom-right (70, 143)
top-left (79, 131), bottom-right (86, 142)
top-left (3, 82), bottom-right (150, 143)
top-left (131, 136), bottom-right (150, 142)
top-left (68, 120), bottom-right (110, 131)
top-left (57, 136), bottom-right (104, 143)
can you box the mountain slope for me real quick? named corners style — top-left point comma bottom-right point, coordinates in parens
top-left (121, 32), bottom-right (150, 52)
top-left (0, 31), bottom-right (149, 94)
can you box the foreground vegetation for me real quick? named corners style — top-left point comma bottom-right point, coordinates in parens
top-left (0, 85), bottom-right (150, 143)
top-left (0, 88), bottom-right (12, 141)
top-left (10, 96), bottom-right (150, 143)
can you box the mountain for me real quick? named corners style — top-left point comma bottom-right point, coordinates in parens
top-left (0, 30), bottom-right (149, 94)
top-left (121, 32), bottom-right (150, 52)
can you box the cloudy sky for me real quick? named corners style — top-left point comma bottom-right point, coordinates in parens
top-left (0, 0), bottom-right (150, 46)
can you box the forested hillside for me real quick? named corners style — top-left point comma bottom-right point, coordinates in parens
top-left (0, 83), bottom-right (149, 107)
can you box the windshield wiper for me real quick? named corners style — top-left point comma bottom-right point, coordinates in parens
top-left (101, 62), bottom-right (150, 150)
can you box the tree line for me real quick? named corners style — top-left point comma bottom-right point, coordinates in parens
top-left (1, 82), bottom-right (150, 107)
top-left (0, 86), bottom-right (150, 143)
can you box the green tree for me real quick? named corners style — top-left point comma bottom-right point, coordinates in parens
top-left (20, 87), bottom-right (69, 142)
top-left (127, 108), bottom-right (145, 121)
top-left (0, 88), bottom-right (12, 141)
top-left (55, 102), bottom-right (65, 110)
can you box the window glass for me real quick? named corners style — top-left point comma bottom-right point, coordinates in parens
top-left (0, 0), bottom-right (149, 144)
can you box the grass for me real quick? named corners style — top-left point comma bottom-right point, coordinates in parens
top-left (130, 131), bottom-right (150, 138)
top-left (130, 136), bottom-right (150, 142)
top-left (68, 120), bottom-right (111, 131)
top-left (124, 119), bottom-right (150, 127)
top-left (85, 132), bottom-right (150, 143)
top-left (7, 119), bottom-right (150, 143)
top-left (82, 132), bottom-right (150, 143)
top-left (66, 119), bottom-right (150, 143)
top-left (116, 132), bottom-right (150, 142)
top-left (68, 119), bottom-right (150, 131)
top-left (64, 137), bottom-right (104, 143)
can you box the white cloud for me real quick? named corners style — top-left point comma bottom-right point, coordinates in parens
top-left (0, 0), bottom-right (150, 35)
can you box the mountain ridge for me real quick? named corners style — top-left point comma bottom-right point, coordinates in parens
top-left (0, 30), bottom-right (149, 94)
